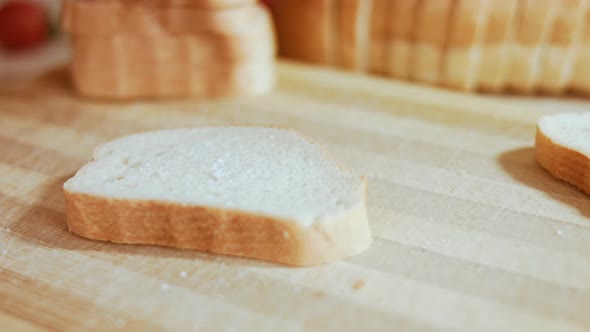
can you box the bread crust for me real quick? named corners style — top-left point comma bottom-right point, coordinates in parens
top-left (270, 0), bottom-right (334, 65)
top-left (535, 127), bottom-right (590, 195)
top-left (368, 0), bottom-right (390, 75)
top-left (63, 180), bottom-right (371, 266)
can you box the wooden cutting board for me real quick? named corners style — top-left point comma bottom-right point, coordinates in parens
top-left (1, 62), bottom-right (589, 332)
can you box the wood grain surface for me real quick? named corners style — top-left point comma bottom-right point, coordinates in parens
top-left (1, 62), bottom-right (589, 332)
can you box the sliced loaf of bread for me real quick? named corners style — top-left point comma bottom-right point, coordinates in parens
top-left (63, 127), bottom-right (372, 266)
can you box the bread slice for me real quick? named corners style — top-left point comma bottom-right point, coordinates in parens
top-left (477, 0), bottom-right (518, 92)
top-left (270, 0), bottom-right (335, 65)
top-left (63, 127), bottom-right (372, 266)
top-left (387, 0), bottom-right (420, 79)
top-left (61, 0), bottom-right (263, 36)
top-left (535, 113), bottom-right (590, 195)
top-left (338, 0), bottom-right (372, 72)
top-left (368, 0), bottom-right (391, 75)
top-left (442, 0), bottom-right (490, 91)
top-left (411, 0), bottom-right (454, 84)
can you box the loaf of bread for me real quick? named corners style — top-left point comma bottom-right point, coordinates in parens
top-left (270, 0), bottom-right (590, 95)
top-left (61, 0), bottom-right (275, 99)
top-left (63, 127), bottom-right (372, 266)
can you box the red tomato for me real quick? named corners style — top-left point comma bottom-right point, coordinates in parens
top-left (0, 0), bottom-right (48, 50)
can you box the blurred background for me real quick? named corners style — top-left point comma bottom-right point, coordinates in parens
top-left (0, 0), bottom-right (69, 81)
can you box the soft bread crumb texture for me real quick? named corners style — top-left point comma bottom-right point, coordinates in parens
top-left (538, 113), bottom-right (590, 156)
top-left (63, 127), bottom-right (372, 265)
top-left (64, 127), bottom-right (361, 226)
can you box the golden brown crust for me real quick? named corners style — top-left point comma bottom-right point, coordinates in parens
top-left (270, 0), bottom-right (333, 65)
top-left (535, 127), bottom-right (590, 195)
top-left (337, 0), bottom-right (359, 70)
top-left (63, 181), bottom-right (371, 266)
top-left (61, 0), bottom-right (264, 36)
top-left (368, 0), bottom-right (390, 75)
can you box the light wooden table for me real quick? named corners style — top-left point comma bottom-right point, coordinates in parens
top-left (0, 60), bottom-right (589, 332)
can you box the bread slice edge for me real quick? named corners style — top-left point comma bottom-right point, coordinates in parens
top-left (63, 178), bottom-right (371, 266)
top-left (535, 124), bottom-right (590, 195)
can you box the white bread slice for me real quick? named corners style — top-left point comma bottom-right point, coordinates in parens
top-left (442, 0), bottom-right (490, 91)
top-left (368, 0), bottom-right (391, 75)
top-left (270, 0), bottom-right (334, 65)
top-left (387, 0), bottom-right (420, 79)
top-left (63, 127), bottom-right (372, 266)
top-left (411, 0), bottom-right (454, 84)
top-left (338, 0), bottom-right (372, 72)
top-left (505, 0), bottom-right (557, 93)
top-left (535, 113), bottom-right (590, 195)
top-left (478, 0), bottom-right (518, 92)
top-left (570, 5), bottom-right (590, 94)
